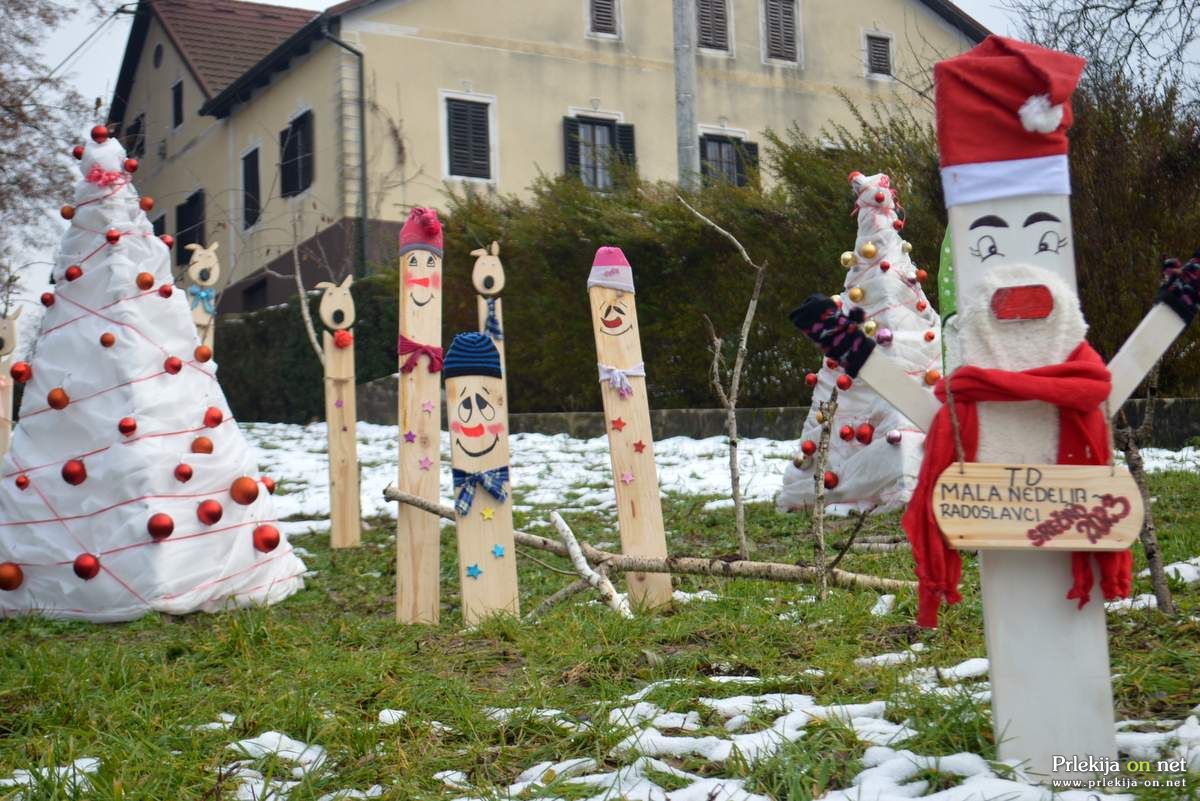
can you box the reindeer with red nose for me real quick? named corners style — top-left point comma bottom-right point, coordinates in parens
top-left (793, 37), bottom-right (1198, 782)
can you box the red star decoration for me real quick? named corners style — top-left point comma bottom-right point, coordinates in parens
top-left (611, 417), bottom-right (627, 432)
top-left (633, 440), bottom-right (646, 453)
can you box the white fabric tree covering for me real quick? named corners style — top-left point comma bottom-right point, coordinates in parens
top-left (0, 133), bottom-right (305, 621)
top-left (778, 172), bottom-right (941, 513)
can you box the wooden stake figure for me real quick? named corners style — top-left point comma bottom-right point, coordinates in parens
top-left (395, 208), bottom-right (445, 624)
top-left (587, 246), bottom-right (673, 609)
top-left (472, 241), bottom-right (506, 368)
top-left (793, 37), bottom-right (1199, 782)
top-left (0, 308), bottom-right (20, 458)
top-left (444, 332), bottom-right (520, 624)
top-left (184, 241), bottom-right (220, 351)
top-left (318, 275), bottom-right (361, 549)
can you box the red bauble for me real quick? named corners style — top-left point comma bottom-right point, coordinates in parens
top-left (135, 272), bottom-right (154, 290)
top-left (333, 330), bottom-right (353, 349)
top-left (40, 292), bottom-right (54, 307)
top-left (61, 459), bottom-right (86, 485)
top-left (124, 158), bottom-right (138, 173)
top-left (230, 476), bottom-right (259, 505)
top-left (65, 265), bottom-right (82, 282)
top-left (804, 372), bottom-right (818, 388)
top-left (158, 284), bottom-right (173, 298)
top-left (160, 234), bottom-right (174, 248)
top-left (194, 345), bottom-right (212, 363)
top-left (261, 476), bottom-right (276, 495)
top-left (253, 524), bottom-right (280, 553)
top-left (924, 330), bottom-right (936, 342)
top-left (118, 416), bottom-right (137, 436)
top-left (838, 424), bottom-right (854, 441)
top-left (105, 229), bottom-right (121, 245)
top-left (855, 423), bottom-right (875, 444)
top-left (163, 356), bottom-right (183, 374)
top-left (90, 124), bottom-right (109, 143)
top-left (924, 369), bottom-right (942, 386)
top-left (892, 219), bottom-right (905, 231)
top-left (874, 191), bottom-right (885, 203)
top-left (9, 362), bottom-right (32, 384)
top-left (14, 474), bottom-right (29, 490)
top-left (174, 463), bottom-right (193, 483)
top-left (60, 205), bottom-right (75, 220)
top-left (73, 553), bottom-right (100, 580)
top-left (825, 358), bottom-right (838, 370)
top-left (916, 300), bottom-right (928, 312)
top-left (139, 196), bottom-right (155, 212)
top-left (147, 513), bottom-right (174, 541)
top-left (100, 332), bottom-right (116, 348)
top-left (72, 145), bottom-right (85, 160)
top-left (47, 387), bottom-right (69, 409)
top-left (879, 260), bottom-right (891, 272)
top-left (197, 499), bottom-right (223, 526)
top-left (800, 439), bottom-right (817, 456)
top-left (0, 562), bottom-right (22, 591)
top-left (191, 436), bottom-right (214, 454)
top-left (823, 471), bottom-right (839, 490)
top-left (203, 407), bottom-right (223, 428)
top-left (916, 269), bottom-right (928, 282)
top-left (836, 375), bottom-right (852, 391)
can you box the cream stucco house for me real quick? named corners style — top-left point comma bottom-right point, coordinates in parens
top-left (108, 0), bottom-right (986, 311)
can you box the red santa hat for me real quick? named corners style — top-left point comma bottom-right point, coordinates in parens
top-left (399, 207), bottom-right (443, 257)
top-left (934, 36), bottom-right (1085, 207)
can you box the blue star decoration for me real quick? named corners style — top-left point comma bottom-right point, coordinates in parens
top-left (466, 564), bottom-right (482, 580)
top-left (491, 544), bottom-right (505, 559)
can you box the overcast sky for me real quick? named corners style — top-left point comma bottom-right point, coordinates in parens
top-left (42, 0), bottom-right (1020, 114)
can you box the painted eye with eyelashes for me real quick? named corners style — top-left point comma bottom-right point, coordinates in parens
top-left (968, 234), bottom-right (1003, 261)
top-left (1036, 230), bottom-right (1068, 255)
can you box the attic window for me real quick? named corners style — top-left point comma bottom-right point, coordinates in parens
top-left (866, 34), bottom-right (893, 77)
top-left (590, 0), bottom-right (619, 36)
top-left (153, 44), bottom-right (163, 68)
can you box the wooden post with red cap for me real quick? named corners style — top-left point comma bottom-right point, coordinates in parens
top-left (587, 246), bottom-right (673, 609)
top-left (318, 276), bottom-right (360, 549)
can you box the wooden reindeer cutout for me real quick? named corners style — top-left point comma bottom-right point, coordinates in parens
top-left (0, 307), bottom-right (20, 458)
top-left (587, 247), bottom-right (673, 609)
top-left (185, 241), bottom-right (220, 352)
top-left (472, 241), bottom-right (506, 369)
top-left (444, 332), bottom-right (520, 624)
top-left (317, 275), bottom-right (361, 549)
top-left (395, 208), bottom-right (445, 624)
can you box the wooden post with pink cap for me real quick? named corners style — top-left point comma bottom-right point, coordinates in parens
top-left (395, 208), bottom-right (446, 624)
top-left (0, 308), bottom-right (20, 458)
top-left (588, 246), bottom-right (673, 609)
top-left (318, 276), bottom-right (360, 549)
top-left (444, 331), bottom-right (520, 624)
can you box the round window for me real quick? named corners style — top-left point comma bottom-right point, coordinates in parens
top-left (153, 43), bottom-right (163, 68)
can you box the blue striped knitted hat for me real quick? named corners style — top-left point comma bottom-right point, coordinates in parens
top-left (444, 332), bottom-right (502, 379)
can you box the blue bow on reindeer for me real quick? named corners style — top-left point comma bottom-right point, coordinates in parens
top-left (188, 284), bottom-right (216, 315)
top-left (452, 466), bottom-right (509, 516)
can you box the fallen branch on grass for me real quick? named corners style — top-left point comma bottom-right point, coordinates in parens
top-left (551, 511), bottom-right (633, 618)
top-left (382, 485), bottom-right (917, 593)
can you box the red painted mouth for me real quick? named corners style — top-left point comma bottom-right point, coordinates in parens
top-left (991, 285), bottom-right (1054, 320)
top-left (602, 315), bottom-right (624, 329)
top-left (453, 422), bottom-right (486, 437)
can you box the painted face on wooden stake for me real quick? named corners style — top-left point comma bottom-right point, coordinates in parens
top-left (404, 249), bottom-right (442, 310)
top-left (317, 275), bottom-right (355, 330)
top-left (447, 375), bottom-right (508, 471)
top-left (0, 307), bottom-right (20, 357)
top-left (471, 241), bottom-right (505, 296)
top-left (592, 287), bottom-right (635, 337)
top-left (185, 241), bottom-right (221, 287)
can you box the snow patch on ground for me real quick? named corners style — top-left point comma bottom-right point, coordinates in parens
top-left (0, 758), bottom-right (99, 799)
top-left (1142, 555), bottom-right (1200, 585)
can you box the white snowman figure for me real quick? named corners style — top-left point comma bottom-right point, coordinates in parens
top-left (793, 36), bottom-right (1198, 782)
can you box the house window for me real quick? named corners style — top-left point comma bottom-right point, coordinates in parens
top-left (280, 111), bottom-right (314, 197)
top-left (242, 148), bottom-right (261, 229)
top-left (697, 0), bottom-right (730, 51)
top-left (153, 43), bottom-right (163, 68)
top-left (763, 0), bottom-right (798, 61)
top-left (446, 98), bottom-right (492, 180)
top-left (171, 81), bottom-right (183, 128)
top-left (564, 117), bottom-right (636, 189)
top-left (174, 189), bottom-right (204, 266)
top-left (701, 134), bottom-right (759, 186)
top-left (151, 215), bottom-right (165, 237)
top-left (242, 278), bottom-right (268, 311)
top-left (590, 0), bottom-right (619, 36)
top-left (124, 113), bottom-right (146, 158)
top-left (866, 34), bottom-right (893, 77)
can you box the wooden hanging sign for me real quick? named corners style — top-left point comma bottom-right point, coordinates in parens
top-left (933, 463), bottom-right (1143, 551)
top-left (318, 276), bottom-right (361, 550)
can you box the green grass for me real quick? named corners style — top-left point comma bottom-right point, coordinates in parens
top-left (2, 471), bottom-right (1199, 800)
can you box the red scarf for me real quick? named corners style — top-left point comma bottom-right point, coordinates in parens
top-left (902, 342), bottom-right (1133, 628)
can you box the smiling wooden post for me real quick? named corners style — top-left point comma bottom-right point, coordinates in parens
top-left (472, 241), bottom-right (506, 370)
top-left (318, 276), bottom-right (361, 549)
top-left (396, 208), bottom-right (445, 624)
top-left (444, 332), bottom-right (520, 624)
top-left (0, 308), bottom-right (19, 458)
top-left (185, 241), bottom-right (220, 352)
top-left (588, 246), bottom-right (673, 609)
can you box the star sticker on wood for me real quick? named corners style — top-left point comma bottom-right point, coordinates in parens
top-left (481, 507), bottom-right (495, 521)
top-left (620, 470), bottom-right (635, 485)
top-left (633, 440), bottom-right (646, 453)
top-left (611, 417), bottom-right (627, 432)
top-left (418, 456), bottom-right (433, 471)
top-left (491, 544), bottom-right (505, 558)
top-left (466, 564), bottom-right (482, 579)
top-left (421, 400), bottom-right (435, 413)
top-left (403, 430), bottom-right (416, 443)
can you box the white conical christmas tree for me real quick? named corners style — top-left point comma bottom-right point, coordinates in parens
top-left (778, 171), bottom-right (941, 512)
top-left (0, 127), bottom-right (305, 621)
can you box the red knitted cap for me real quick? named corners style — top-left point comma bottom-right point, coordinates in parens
top-left (399, 207), bottom-right (443, 256)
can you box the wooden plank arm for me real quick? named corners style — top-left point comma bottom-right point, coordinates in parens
top-left (856, 350), bottom-right (940, 433)
top-left (1107, 303), bottom-right (1187, 412)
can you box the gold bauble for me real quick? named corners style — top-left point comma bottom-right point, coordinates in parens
top-left (839, 251), bottom-right (856, 268)
top-left (901, 241), bottom-right (913, 254)
top-left (848, 286), bottom-right (865, 303)
top-left (815, 411), bottom-right (826, 424)
top-left (859, 241), bottom-right (877, 259)
top-left (863, 320), bottom-right (878, 336)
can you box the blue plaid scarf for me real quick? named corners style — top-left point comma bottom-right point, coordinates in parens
top-left (452, 466), bottom-right (509, 515)
top-left (484, 297), bottom-right (504, 341)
